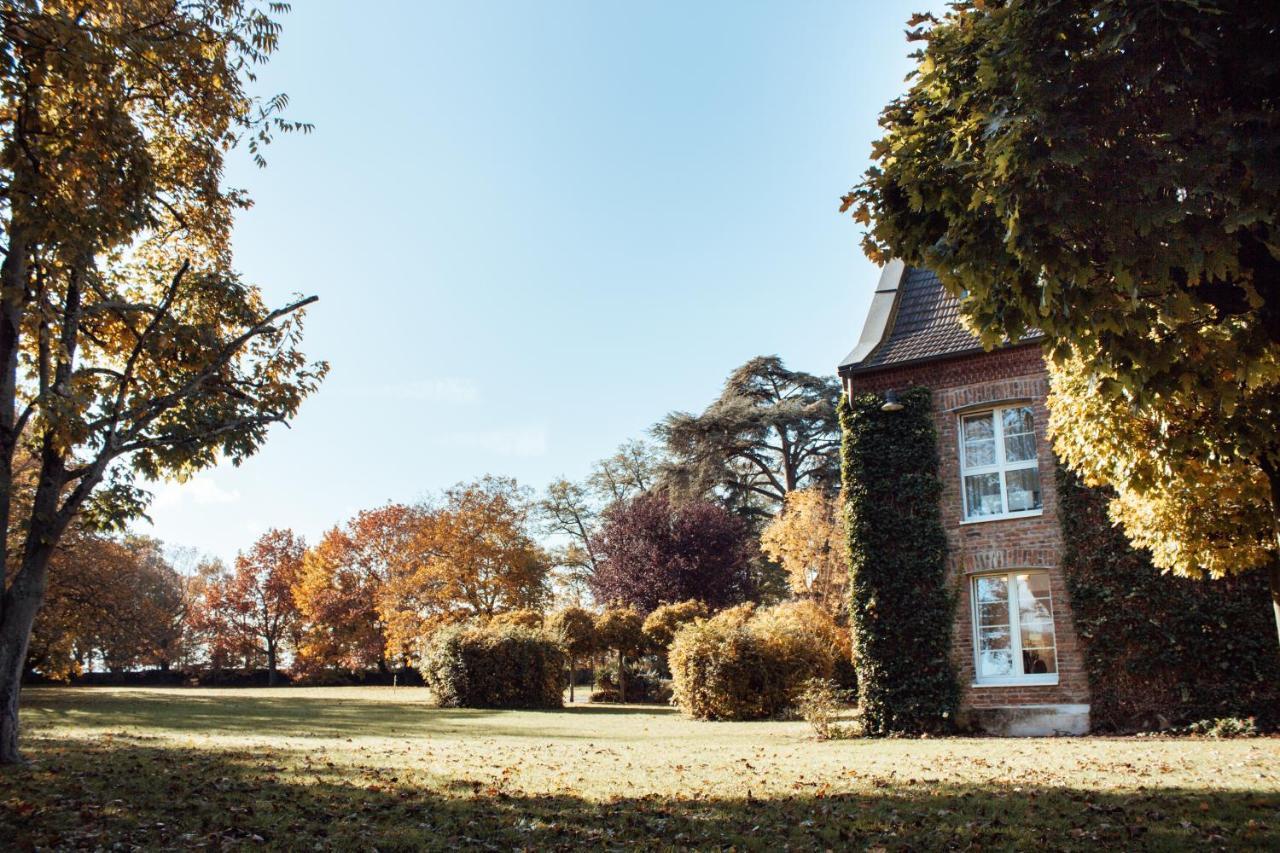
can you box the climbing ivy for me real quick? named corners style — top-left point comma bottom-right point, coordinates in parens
top-left (840, 388), bottom-right (958, 735)
top-left (1058, 469), bottom-right (1280, 731)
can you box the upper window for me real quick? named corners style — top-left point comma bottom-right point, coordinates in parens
top-left (959, 406), bottom-right (1043, 522)
top-left (972, 571), bottom-right (1059, 685)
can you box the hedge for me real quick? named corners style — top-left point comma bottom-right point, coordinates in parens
top-left (840, 388), bottom-right (958, 735)
top-left (668, 601), bottom-right (843, 720)
top-left (1058, 469), bottom-right (1280, 731)
top-left (420, 622), bottom-right (564, 709)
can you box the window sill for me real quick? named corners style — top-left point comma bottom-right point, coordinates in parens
top-left (960, 509), bottom-right (1044, 526)
top-left (971, 677), bottom-right (1060, 689)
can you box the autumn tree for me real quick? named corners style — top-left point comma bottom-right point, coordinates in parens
top-left (546, 606), bottom-right (596, 702)
top-left (594, 606), bottom-right (645, 703)
top-left (0, 2), bottom-right (324, 762)
top-left (760, 488), bottom-right (848, 620)
top-left (589, 492), bottom-right (756, 614)
top-left (293, 504), bottom-right (425, 673)
top-left (214, 529), bottom-right (306, 685)
top-left (655, 356), bottom-right (840, 520)
top-left (539, 439), bottom-right (661, 601)
top-left (848, 1), bottom-right (1280, 647)
top-left (381, 478), bottom-right (551, 656)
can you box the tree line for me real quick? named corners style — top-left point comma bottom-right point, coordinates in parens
top-left (25, 356), bottom-right (850, 686)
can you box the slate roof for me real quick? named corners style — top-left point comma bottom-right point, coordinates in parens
top-left (839, 266), bottom-right (1040, 375)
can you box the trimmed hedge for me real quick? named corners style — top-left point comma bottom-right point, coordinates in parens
top-left (420, 622), bottom-right (564, 709)
top-left (1058, 469), bottom-right (1280, 731)
top-left (668, 601), bottom-right (842, 720)
top-left (840, 389), bottom-right (958, 735)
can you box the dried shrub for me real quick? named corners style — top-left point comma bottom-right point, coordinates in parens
top-left (419, 622), bottom-right (564, 709)
top-left (668, 601), bottom-right (844, 720)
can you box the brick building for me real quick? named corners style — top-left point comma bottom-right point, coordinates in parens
top-left (838, 261), bottom-right (1090, 736)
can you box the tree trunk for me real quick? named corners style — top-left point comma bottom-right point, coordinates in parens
top-left (0, 552), bottom-right (53, 764)
top-left (1262, 461), bottom-right (1280, 654)
top-left (617, 650), bottom-right (626, 704)
top-left (568, 655), bottom-right (575, 703)
top-left (266, 641), bottom-right (278, 687)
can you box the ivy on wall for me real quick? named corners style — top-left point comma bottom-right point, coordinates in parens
top-left (840, 388), bottom-right (958, 735)
top-left (1058, 469), bottom-right (1280, 731)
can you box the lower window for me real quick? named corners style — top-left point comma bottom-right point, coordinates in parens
top-left (971, 571), bottom-right (1058, 685)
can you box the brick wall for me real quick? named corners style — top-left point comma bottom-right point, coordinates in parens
top-left (842, 344), bottom-right (1091, 712)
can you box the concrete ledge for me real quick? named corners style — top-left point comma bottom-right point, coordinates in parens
top-left (958, 704), bottom-right (1090, 737)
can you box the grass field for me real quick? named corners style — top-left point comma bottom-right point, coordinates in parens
top-left (3, 687), bottom-right (1279, 850)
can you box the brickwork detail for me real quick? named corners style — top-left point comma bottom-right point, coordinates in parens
top-left (843, 344), bottom-right (1092, 713)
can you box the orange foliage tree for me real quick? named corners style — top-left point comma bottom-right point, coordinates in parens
top-left (205, 529), bottom-right (306, 685)
top-left (293, 504), bottom-right (426, 673)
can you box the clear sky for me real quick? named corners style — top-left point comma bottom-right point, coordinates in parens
top-left (142, 1), bottom-right (946, 566)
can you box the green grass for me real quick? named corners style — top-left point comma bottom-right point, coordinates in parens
top-left (4, 687), bottom-right (1280, 850)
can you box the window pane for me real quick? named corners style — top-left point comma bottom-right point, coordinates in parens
top-left (1022, 647), bottom-right (1057, 675)
top-left (1002, 407), bottom-right (1034, 436)
top-left (977, 602), bottom-right (1008, 626)
top-left (975, 576), bottom-right (1008, 605)
top-left (965, 473), bottom-right (1003, 517)
top-left (962, 414), bottom-right (997, 468)
top-left (1004, 433), bottom-right (1037, 463)
top-left (979, 649), bottom-right (1014, 678)
top-left (1004, 467), bottom-right (1042, 512)
top-left (1017, 572), bottom-right (1051, 598)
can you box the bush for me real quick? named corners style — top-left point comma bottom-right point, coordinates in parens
top-left (1186, 717), bottom-right (1259, 739)
top-left (419, 622), bottom-right (564, 709)
top-left (841, 389), bottom-right (958, 736)
top-left (795, 678), bottom-right (856, 740)
top-left (489, 609), bottom-right (544, 629)
top-left (668, 601), bottom-right (843, 720)
top-left (642, 600), bottom-right (709, 652)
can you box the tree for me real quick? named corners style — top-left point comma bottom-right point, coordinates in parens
top-left (0, 2), bottom-right (323, 762)
top-left (588, 439), bottom-right (659, 505)
top-left (546, 606), bottom-right (597, 702)
top-left (848, 1), bottom-right (1280, 648)
top-left (293, 505), bottom-right (422, 673)
top-left (380, 478), bottom-right (551, 656)
top-left (655, 356), bottom-right (840, 519)
top-left (217, 529), bottom-right (306, 685)
top-left (589, 492), bottom-right (756, 614)
top-left (593, 606), bottom-right (644, 703)
top-left (760, 488), bottom-right (848, 620)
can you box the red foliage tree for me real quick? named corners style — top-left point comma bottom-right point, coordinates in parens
top-left (211, 529), bottom-right (306, 684)
top-left (589, 493), bottom-right (755, 613)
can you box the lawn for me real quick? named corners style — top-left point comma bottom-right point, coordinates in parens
top-left (3, 687), bottom-right (1279, 850)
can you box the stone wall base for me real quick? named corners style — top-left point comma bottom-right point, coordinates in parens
top-left (957, 704), bottom-right (1090, 737)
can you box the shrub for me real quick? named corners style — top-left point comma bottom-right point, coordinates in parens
top-left (841, 389), bottom-right (958, 736)
top-left (668, 601), bottom-right (843, 720)
top-left (642, 599), bottom-right (709, 652)
top-left (419, 622), bottom-right (564, 709)
top-left (795, 678), bottom-right (856, 740)
top-left (1186, 717), bottom-right (1259, 739)
top-left (489, 609), bottom-right (544, 629)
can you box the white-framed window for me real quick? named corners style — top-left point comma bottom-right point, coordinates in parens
top-left (971, 571), bottom-right (1059, 685)
top-left (959, 405), bottom-right (1043, 522)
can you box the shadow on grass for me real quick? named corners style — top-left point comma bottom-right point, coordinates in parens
top-left (562, 704), bottom-right (680, 716)
top-left (3, 737), bottom-right (1277, 851)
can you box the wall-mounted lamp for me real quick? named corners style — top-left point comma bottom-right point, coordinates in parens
top-left (880, 389), bottom-right (905, 412)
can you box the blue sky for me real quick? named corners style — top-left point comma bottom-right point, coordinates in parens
top-left (143, 1), bottom-right (945, 565)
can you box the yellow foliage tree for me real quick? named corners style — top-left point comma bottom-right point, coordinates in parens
top-left (760, 488), bottom-right (848, 620)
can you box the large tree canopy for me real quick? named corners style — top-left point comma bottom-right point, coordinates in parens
top-left (849, 1), bottom-right (1280, 643)
top-left (0, 1), bottom-right (324, 762)
top-left (655, 356), bottom-right (840, 519)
